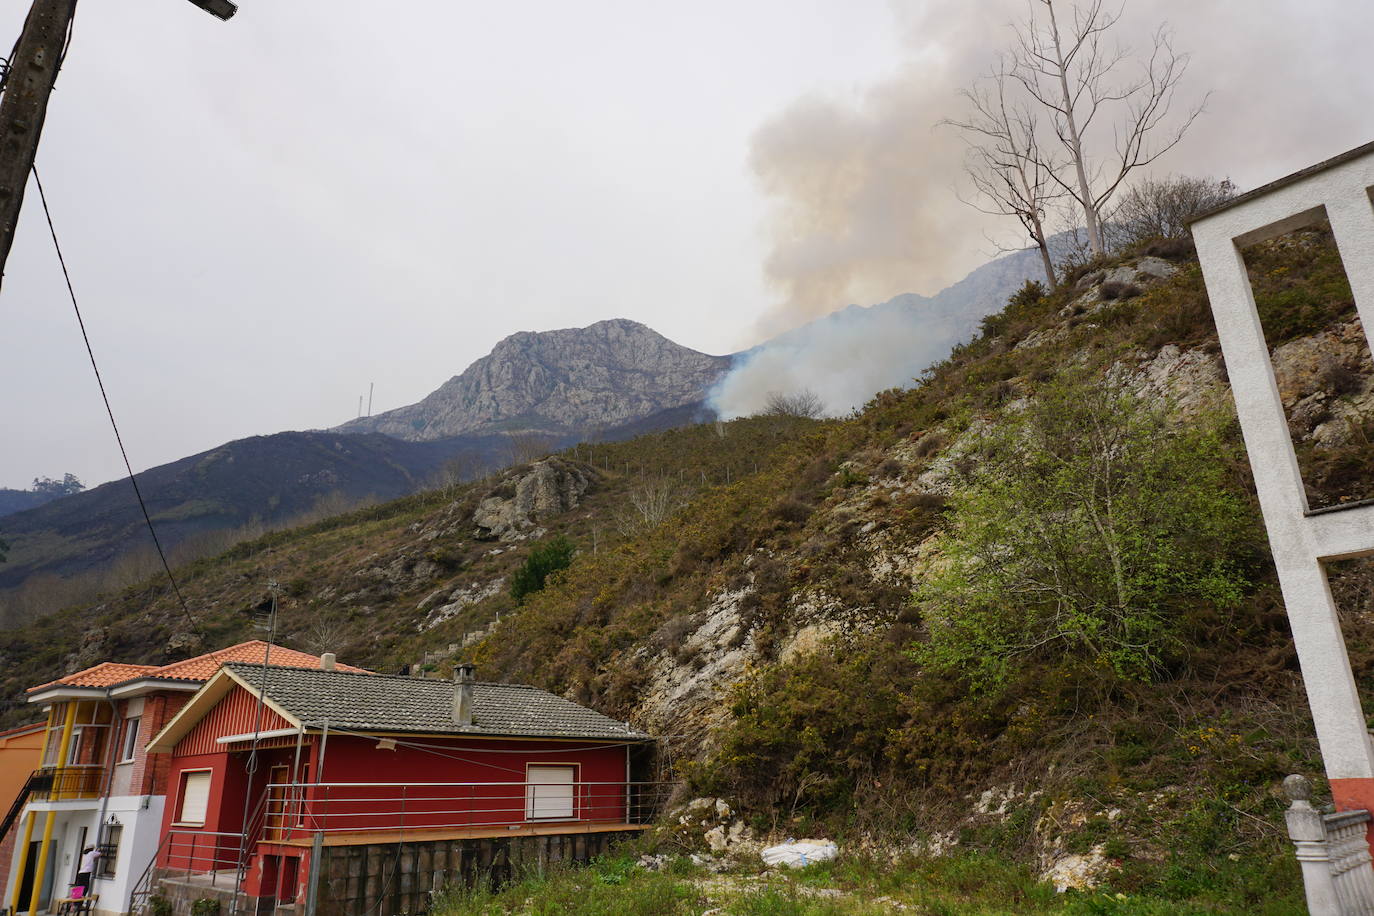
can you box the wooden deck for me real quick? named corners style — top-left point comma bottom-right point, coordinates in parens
top-left (263, 821), bottom-right (646, 848)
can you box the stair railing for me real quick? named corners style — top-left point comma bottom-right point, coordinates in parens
top-left (1285, 774), bottom-right (1374, 916)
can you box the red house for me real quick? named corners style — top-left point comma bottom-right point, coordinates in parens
top-left (143, 662), bottom-right (655, 915)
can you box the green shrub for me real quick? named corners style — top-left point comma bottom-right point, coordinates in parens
top-left (190, 898), bottom-right (221, 916)
top-left (913, 371), bottom-right (1256, 689)
top-left (510, 535), bottom-right (575, 605)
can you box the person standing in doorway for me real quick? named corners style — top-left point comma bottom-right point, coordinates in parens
top-left (74, 845), bottom-right (100, 894)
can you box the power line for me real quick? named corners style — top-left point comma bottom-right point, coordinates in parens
top-left (30, 163), bottom-right (208, 645)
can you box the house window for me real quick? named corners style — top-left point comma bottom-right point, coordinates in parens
top-left (176, 771), bottom-right (212, 826)
top-left (97, 824), bottom-right (122, 878)
top-left (41, 726), bottom-right (60, 766)
top-left (66, 728), bottom-right (84, 765)
top-left (525, 766), bottom-right (576, 820)
top-left (119, 717), bottom-right (141, 763)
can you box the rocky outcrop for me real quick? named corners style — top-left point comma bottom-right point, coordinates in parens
top-left (338, 319), bottom-right (731, 442)
top-left (472, 458), bottom-right (590, 541)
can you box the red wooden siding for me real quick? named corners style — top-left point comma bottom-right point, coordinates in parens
top-left (174, 685), bottom-right (292, 757)
top-left (291, 734), bottom-right (631, 837)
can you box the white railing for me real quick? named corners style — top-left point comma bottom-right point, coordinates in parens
top-left (1285, 774), bottom-right (1374, 915)
top-left (254, 779), bottom-right (671, 843)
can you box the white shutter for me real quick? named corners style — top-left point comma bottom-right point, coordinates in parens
top-left (178, 771), bottom-right (211, 825)
top-left (525, 766), bottom-right (575, 820)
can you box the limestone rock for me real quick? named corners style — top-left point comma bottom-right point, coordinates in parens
top-left (1042, 848), bottom-right (1113, 892)
top-left (1118, 344), bottom-right (1226, 416)
top-left (472, 459), bottom-right (589, 541)
top-left (337, 319), bottom-right (730, 441)
top-left (1271, 318), bottom-right (1372, 404)
top-left (419, 578), bottom-right (506, 631)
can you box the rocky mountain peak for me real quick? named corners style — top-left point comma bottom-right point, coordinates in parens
top-left (338, 319), bottom-right (731, 442)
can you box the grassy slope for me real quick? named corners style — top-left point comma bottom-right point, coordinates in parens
top-left (0, 415), bottom-right (820, 723)
top-left (463, 231), bottom-right (1368, 909)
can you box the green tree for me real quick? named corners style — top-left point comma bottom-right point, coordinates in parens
top-left (914, 373), bottom-right (1253, 688)
top-left (510, 535), bottom-right (575, 605)
top-left (30, 473), bottom-right (84, 497)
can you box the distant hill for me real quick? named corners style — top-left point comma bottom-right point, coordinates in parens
top-left (0, 474), bottom-right (85, 518)
top-left (0, 489), bottom-right (56, 518)
top-left (0, 431), bottom-right (503, 599)
top-left (0, 404), bottom-right (727, 619)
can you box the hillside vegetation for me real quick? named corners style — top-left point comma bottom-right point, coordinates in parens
top-left (5, 226), bottom-right (1373, 910)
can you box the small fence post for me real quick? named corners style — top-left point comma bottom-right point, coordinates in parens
top-left (304, 831), bottom-right (323, 916)
top-left (1285, 775), bottom-right (1342, 916)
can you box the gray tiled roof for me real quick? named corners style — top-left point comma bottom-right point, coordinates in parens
top-left (223, 663), bottom-right (649, 741)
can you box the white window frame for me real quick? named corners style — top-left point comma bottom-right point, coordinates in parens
top-left (66, 728), bottom-right (84, 766)
top-left (174, 769), bottom-right (213, 827)
top-left (118, 717), bottom-right (141, 764)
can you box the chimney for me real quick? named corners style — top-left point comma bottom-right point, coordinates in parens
top-left (320, 652), bottom-right (336, 671)
top-left (453, 663), bottom-right (475, 727)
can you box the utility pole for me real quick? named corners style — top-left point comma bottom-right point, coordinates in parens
top-left (0, 0), bottom-right (236, 294)
top-left (0, 0), bottom-right (78, 293)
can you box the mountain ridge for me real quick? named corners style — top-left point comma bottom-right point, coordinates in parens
top-left (336, 318), bottom-right (733, 441)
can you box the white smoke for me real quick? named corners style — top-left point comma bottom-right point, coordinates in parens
top-left (710, 296), bottom-right (972, 419)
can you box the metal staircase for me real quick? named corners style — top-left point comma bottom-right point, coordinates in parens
top-left (0, 770), bottom-right (49, 844)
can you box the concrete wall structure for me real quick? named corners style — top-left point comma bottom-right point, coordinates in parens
top-left (1193, 139), bottom-right (1374, 825)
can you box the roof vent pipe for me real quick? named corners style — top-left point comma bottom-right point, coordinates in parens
top-left (453, 663), bottom-right (475, 727)
top-left (320, 653), bottom-right (336, 671)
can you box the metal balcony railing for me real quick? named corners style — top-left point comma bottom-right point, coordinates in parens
top-left (248, 780), bottom-right (673, 844)
top-left (28, 765), bottom-right (105, 801)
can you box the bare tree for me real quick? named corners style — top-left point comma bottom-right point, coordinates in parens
top-left (1010, 0), bottom-right (1206, 256)
top-left (430, 454), bottom-right (478, 498)
top-left (946, 62), bottom-right (1063, 285)
top-left (760, 389), bottom-right (826, 420)
top-left (505, 432), bottom-right (556, 465)
top-left (1104, 174), bottom-right (1235, 247)
top-left (613, 477), bottom-right (693, 537)
top-left (297, 611), bottom-right (351, 656)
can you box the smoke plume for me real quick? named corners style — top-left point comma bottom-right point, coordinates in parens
top-left (711, 297), bottom-right (974, 420)
top-left (748, 1), bottom-right (1022, 341)
top-left (707, 3), bottom-right (1032, 420)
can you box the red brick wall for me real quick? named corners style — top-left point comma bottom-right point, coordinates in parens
top-left (132, 693), bottom-right (190, 796)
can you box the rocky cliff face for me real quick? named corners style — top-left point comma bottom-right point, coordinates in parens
top-left (339, 319), bottom-right (732, 441)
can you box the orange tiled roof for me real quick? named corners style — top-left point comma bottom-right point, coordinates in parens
top-left (29, 641), bottom-right (368, 694)
top-left (149, 641), bottom-right (369, 682)
top-left (31, 662), bottom-right (161, 691)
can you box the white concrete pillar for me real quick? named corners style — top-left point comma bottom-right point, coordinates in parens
top-left (1193, 145), bottom-right (1374, 817)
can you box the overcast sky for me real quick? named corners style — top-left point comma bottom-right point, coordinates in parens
top-left (2, 0), bottom-right (1371, 490)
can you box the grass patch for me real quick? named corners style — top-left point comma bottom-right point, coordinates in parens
top-left (429, 852), bottom-right (1303, 915)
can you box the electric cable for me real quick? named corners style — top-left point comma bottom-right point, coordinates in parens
top-left (30, 164), bottom-right (209, 646)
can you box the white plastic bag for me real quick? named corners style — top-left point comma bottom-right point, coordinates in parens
top-left (759, 839), bottom-right (838, 868)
